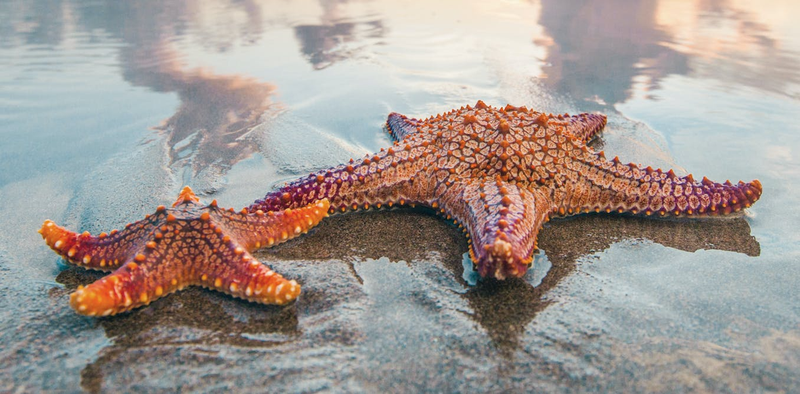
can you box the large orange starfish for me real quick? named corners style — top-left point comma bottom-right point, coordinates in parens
top-left (41, 101), bottom-right (762, 315)
top-left (40, 187), bottom-right (329, 316)
top-left (250, 101), bottom-right (762, 279)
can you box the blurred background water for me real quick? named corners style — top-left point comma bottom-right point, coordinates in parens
top-left (1, 0), bottom-right (799, 392)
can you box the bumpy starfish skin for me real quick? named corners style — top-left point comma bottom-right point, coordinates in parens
top-left (40, 187), bottom-right (329, 316)
top-left (251, 101), bottom-right (762, 279)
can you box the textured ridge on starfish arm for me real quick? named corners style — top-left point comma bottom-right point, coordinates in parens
top-left (39, 187), bottom-right (329, 315)
top-left (561, 153), bottom-right (763, 218)
top-left (386, 112), bottom-right (422, 141)
top-left (564, 112), bottom-right (607, 143)
top-left (249, 144), bottom-right (429, 215)
top-left (214, 199), bottom-right (331, 251)
top-left (39, 219), bottom-right (155, 271)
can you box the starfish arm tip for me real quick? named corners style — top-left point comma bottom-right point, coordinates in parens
top-left (173, 186), bottom-right (200, 207)
top-left (70, 277), bottom-right (131, 316)
top-left (386, 112), bottom-right (421, 141)
top-left (39, 220), bottom-right (86, 263)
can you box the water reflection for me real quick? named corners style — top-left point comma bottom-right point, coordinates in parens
top-left (468, 214), bottom-right (759, 352)
top-left (73, 1), bottom-right (266, 51)
top-left (293, 0), bottom-right (385, 69)
top-left (294, 19), bottom-right (385, 70)
top-left (655, 0), bottom-right (800, 98)
top-left (147, 63), bottom-right (281, 186)
top-left (0, 0), bottom-right (66, 47)
top-left (537, 0), bottom-right (689, 106)
top-left (536, 0), bottom-right (800, 104)
top-left (77, 1), bottom-right (279, 186)
top-left (2, 0), bottom-right (280, 188)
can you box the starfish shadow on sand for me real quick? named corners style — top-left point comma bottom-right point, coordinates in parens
top-left (262, 207), bottom-right (759, 353)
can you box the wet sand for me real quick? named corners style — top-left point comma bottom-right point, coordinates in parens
top-left (40, 208), bottom-right (768, 392)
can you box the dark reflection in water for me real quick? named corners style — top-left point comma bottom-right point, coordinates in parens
top-left (3, 0), bottom-right (279, 186)
top-left (77, 1), bottom-right (279, 185)
top-left (292, 0), bottom-right (385, 70)
top-left (0, 0), bottom-right (65, 47)
top-left (1, 0), bottom-right (248, 49)
top-left (295, 19), bottom-right (385, 70)
top-left (468, 213), bottom-right (759, 352)
top-left (0, 0), bottom-right (390, 186)
top-left (537, 0), bottom-right (689, 106)
top-left (148, 64), bottom-right (280, 184)
top-left (537, 0), bottom-right (799, 105)
top-left (73, 1), bottom-right (266, 52)
top-left (685, 0), bottom-right (800, 97)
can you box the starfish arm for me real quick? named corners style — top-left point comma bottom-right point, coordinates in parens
top-left (68, 245), bottom-right (194, 316)
top-left (193, 248), bottom-right (301, 306)
top-left (438, 179), bottom-right (553, 280)
top-left (68, 258), bottom-right (166, 316)
top-left (482, 102), bottom-right (606, 144)
top-left (249, 144), bottom-right (431, 214)
top-left (69, 235), bottom-right (300, 316)
top-left (38, 211), bottom-right (169, 272)
top-left (560, 154), bottom-right (763, 218)
top-left (562, 113), bottom-right (607, 143)
top-left (386, 112), bottom-right (422, 141)
top-left (211, 199), bottom-right (330, 251)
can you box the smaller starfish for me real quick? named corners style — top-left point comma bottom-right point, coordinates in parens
top-left (39, 187), bottom-right (329, 316)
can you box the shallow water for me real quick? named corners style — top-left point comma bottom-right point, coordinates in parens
top-left (1, 0), bottom-right (799, 392)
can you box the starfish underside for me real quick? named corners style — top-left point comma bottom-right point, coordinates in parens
top-left (40, 187), bottom-right (329, 316)
top-left (250, 100), bottom-right (762, 279)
